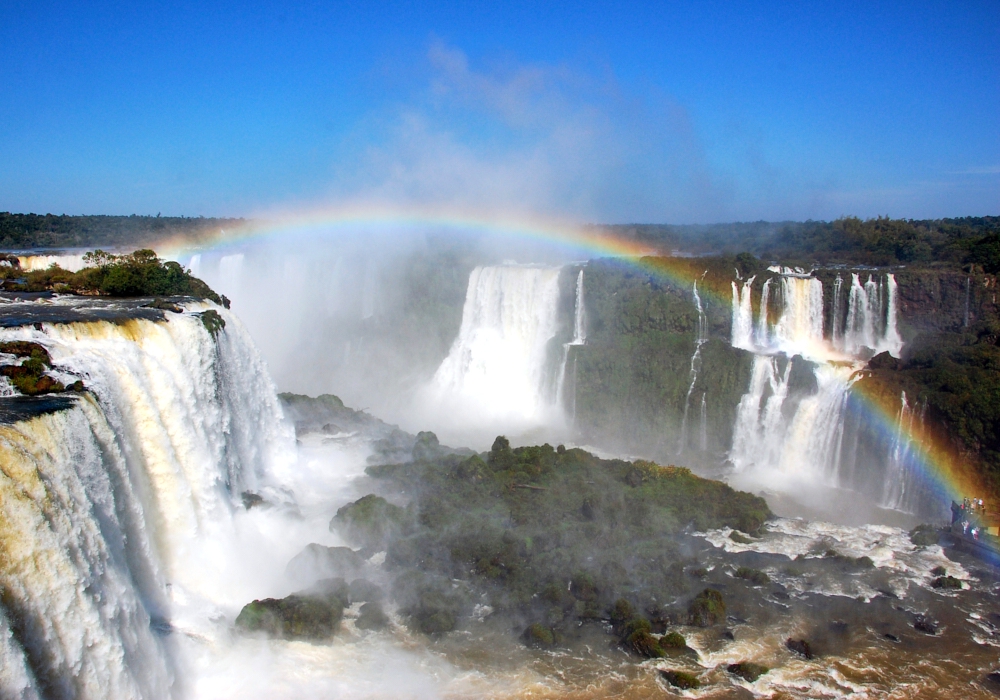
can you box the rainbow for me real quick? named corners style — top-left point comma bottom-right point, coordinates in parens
top-left (151, 204), bottom-right (980, 513)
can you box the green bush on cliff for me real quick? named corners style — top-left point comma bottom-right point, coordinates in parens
top-left (3, 249), bottom-right (223, 303)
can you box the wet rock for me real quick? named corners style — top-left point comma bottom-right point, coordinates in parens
top-left (286, 544), bottom-right (366, 583)
top-left (521, 622), bottom-right (557, 648)
top-left (829, 620), bottom-right (849, 635)
top-left (729, 530), bottom-right (754, 544)
top-left (355, 601), bottom-right (390, 631)
top-left (241, 491), bottom-right (265, 510)
top-left (727, 662), bottom-right (769, 683)
top-left (235, 578), bottom-right (349, 641)
top-left (931, 575), bottom-right (963, 590)
top-left (910, 524), bottom-right (940, 547)
top-left (660, 631), bottom-right (686, 649)
top-left (735, 566), bottom-right (770, 586)
top-left (348, 578), bottom-right (383, 603)
top-left (884, 633), bottom-right (901, 643)
top-left (722, 628), bottom-right (735, 641)
top-left (659, 669), bottom-right (701, 690)
top-left (331, 494), bottom-right (410, 550)
top-left (786, 638), bottom-right (814, 659)
top-left (914, 615), bottom-right (938, 635)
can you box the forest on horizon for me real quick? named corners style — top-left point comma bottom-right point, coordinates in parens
top-left (2, 211), bottom-right (1000, 271)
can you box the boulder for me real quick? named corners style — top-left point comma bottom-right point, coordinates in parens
top-left (659, 669), bottom-right (701, 689)
top-left (786, 638), bottom-right (814, 659)
top-left (355, 601), bottom-right (391, 631)
top-left (689, 589), bottom-right (726, 627)
top-left (727, 662), bottom-right (769, 683)
top-left (285, 544), bottom-right (366, 585)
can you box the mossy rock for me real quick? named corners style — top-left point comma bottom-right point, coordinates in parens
top-left (609, 598), bottom-right (635, 635)
top-left (823, 550), bottom-right (875, 568)
top-left (660, 631), bottom-right (686, 649)
top-left (332, 494), bottom-right (410, 550)
top-left (727, 662), bottom-right (769, 682)
top-left (729, 530), bottom-right (754, 544)
top-left (659, 669), bottom-right (701, 689)
top-left (624, 629), bottom-right (664, 658)
top-left (931, 575), bottom-right (963, 590)
top-left (735, 566), bottom-right (770, 585)
top-left (235, 592), bottom-right (344, 641)
top-left (689, 589), bottom-right (726, 627)
top-left (197, 309), bottom-right (226, 337)
top-left (521, 623), bottom-right (557, 648)
top-left (355, 601), bottom-right (391, 631)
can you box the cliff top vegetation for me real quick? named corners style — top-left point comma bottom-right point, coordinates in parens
top-left (0, 249), bottom-right (224, 303)
top-left (597, 215), bottom-right (1000, 269)
top-left (0, 212), bottom-right (241, 250)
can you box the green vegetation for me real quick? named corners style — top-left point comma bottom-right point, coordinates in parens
top-left (0, 341), bottom-right (83, 395)
top-left (659, 669), bottom-right (701, 689)
top-left (598, 215), bottom-right (1000, 267)
top-left (235, 578), bottom-right (350, 641)
top-left (0, 212), bottom-right (241, 249)
top-left (336, 440), bottom-right (767, 639)
top-left (931, 576), bottom-right (963, 590)
top-left (734, 567), bottom-right (770, 586)
top-left (727, 661), bottom-right (770, 683)
top-left (0, 249), bottom-right (224, 303)
top-left (688, 588), bottom-right (726, 626)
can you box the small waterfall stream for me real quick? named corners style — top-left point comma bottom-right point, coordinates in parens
top-left (678, 280), bottom-right (708, 454)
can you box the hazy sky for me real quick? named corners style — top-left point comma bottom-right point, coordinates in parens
top-left (1, 1), bottom-right (997, 223)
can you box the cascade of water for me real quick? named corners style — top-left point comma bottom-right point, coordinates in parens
top-left (755, 278), bottom-right (771, 347)
top-left (677, 281), bottom-right (709, 454)
top-left (882, 273), bottom-right (903, 357)
top-left (0, 306), bottom-right (294, 699)
top-left (730, 355), bottom-right (792, 472)
top-left (772, 276), bottom-right (824, 352)
top-left (429, 265), bottom-right (564, 428)
top-left (730, 277), bottom-right (755, 350)
top-left (571, 269), bottom-right (586, 345)
top-left (556, 268), bottom-right (587, 413)
top-left (964, 276), bottom-right (972, 328)
top-left (831, 275), bottom-right (844, 348)
top-left (881, 392), bottom-right (919, 511)
top-left (699, 392), bottom-right (708, 452)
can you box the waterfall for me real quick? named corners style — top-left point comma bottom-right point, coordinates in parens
top-left (699, 393), bottom-right (708, 452)
top-left (772, 276), bottom-right (824, 352)
top-left (429, 265), bottom-right (564, 427)
top-left (880, 392), bottom-right (929, 513)
top-left (755, 278), bottom-right (771, 347)
top-left (842, 273), bottom-right (901, 357)
top-left (571, 269), bottom-right (586, 345)
top-left (677, 281), bottom-right (708, 454)
top-left (882, 273), bottom-right (903, 356)
top-left (0, 306), bottom-right (293, 700)
top-left (730, 277), bottom-right (755, 350)
top-left (727, 269), bottom-right (907, 506)
top-left (831, 275), bottom-right (844, 347)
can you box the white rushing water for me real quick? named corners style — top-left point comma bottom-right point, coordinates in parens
top-left (728, 270), bottom-right (910, 512)
top-left (426, 264), bottom-right (565, 439)
top-left (0, 305), bottom-right (295, 699)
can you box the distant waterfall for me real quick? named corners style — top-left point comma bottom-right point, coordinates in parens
top-left (841, 273), bottom-right (902, 357)
top-left (0, 307), bottom-right (293, 700)
top-left (678, 281), bottom-right (708, 454)
top-left (430, 265), bottom-right (565, 427)
top-left (831, 275), bottom-right (844, 347)
top-left (881, 391), bottom-right (922, 511)
top-left (730, 277), bottom-right (755, 350)
top-left (571, 269), bottom-right (587, 345)
top-left (728, 269), bottom-right (907, 507)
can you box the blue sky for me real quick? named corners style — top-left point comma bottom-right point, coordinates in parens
top-left (1, 1), bottom-right (997, 223)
